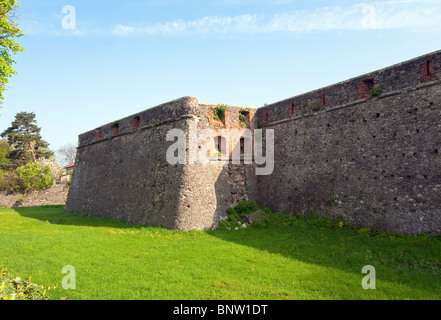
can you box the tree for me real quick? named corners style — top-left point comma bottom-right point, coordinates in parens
top-left (57, 143), bottom-right (77, 166)
top-left (1, 112), bottom-right (54, 167)
top-left (0, 138), bottom-right (10, 167)
top-left (0, 0), bottom-right (25, 104)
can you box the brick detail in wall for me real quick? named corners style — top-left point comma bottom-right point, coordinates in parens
top-left (358, 78), bottom-right (376, 100)
top-left (289, 102), bottom-right (296, 116)
top-left (95, 128), bottom-right (102, 140)
top-left (132, 116), bottom-right (141, 129)
top-left (421, 58), bottom-right (437, 83)
top-left (320, 92), bottom-right (328, 107)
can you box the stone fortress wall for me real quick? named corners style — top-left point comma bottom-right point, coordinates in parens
top-left (256, 50), bottom-right (441, 234)
top-left (66, 50), bottom-right (441, 234)
top-left (66, 97), bottom-right (259, 230)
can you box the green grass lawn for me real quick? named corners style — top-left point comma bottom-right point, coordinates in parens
top-left (1, 205), bottom-right (441, 300)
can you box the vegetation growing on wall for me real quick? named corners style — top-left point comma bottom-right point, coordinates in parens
top-left (309, 102), bottom-right (322, 112)
top-left (212, 104), bottom-right (228, 122)
top-left (239, 109), bottom-right (250, 127)
top-left (370, 85), bottom-right (383, 98)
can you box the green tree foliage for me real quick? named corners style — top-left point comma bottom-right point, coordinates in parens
top-left (0, 0), bottom-right (24, 104)
top-left (1, 112), bottom-right (54, 167)
top-left (15, 162), bottom-right (52, 192)
top-left (0, 138), bottom-right (11, 167)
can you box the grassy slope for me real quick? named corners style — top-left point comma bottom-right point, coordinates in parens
top-left (0, 206), bottom-right (440, 300)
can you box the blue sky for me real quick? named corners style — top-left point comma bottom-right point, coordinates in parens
top-left (1, 0), bottom-right (441, 158)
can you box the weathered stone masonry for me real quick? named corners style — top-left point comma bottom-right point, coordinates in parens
top-left (256, 50), bottom-right (441, 235)
top-left (66, 97), bottom-right (258, 230)
top-left (66, 50), bottom-right (441, 234)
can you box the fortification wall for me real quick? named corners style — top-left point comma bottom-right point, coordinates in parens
top-left (177, 102), bottom-right (259, 229)
top-left (256, 51), bottom-right (441, 234)
top-left (67, 50), bottom-right (441, 234)
top-left (66, 96), bottom-right (258, 230)
top-left (65, 97), bottom-right (197, 229)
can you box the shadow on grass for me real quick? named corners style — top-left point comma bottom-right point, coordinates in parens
top-left (206, 213), bottom-right (441, 298)
top-left (10, 204), bottom-right (441, 298)
top-left (11, 206), bottom-right (143, 229)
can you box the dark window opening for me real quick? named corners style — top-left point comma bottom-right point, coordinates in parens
top-left (214, 136), bottom-right (227, 156)
top-left (421, 59), bottom-right (436, 83)
top-left (132, 116), bottom-right (141, 129)
top-left (321, 92), bottom-right (328, 107)
top-left (111, 122), bottom-right (120, 135)
top-left (358, 78), bottom-right (375, 99)
top-left (263, 110), bottom-right (270, 122)
top-left (364, 79), bottom-right (375, 89)
top-left (239, 110), bottom-right (250, 125)
top-left (212, 105), bottom-right (228, 124)
top-left (95, 128), bottom-right (103, 140)
top-left (240, 138), bottom-right (245, 155)
top-left (289, 102), bottom-right (296, 116)
top-left (238, 136), bottom-right (253, 161)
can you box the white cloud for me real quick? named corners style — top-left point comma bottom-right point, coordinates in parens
top-left (113, 24), bottom-right (136, 36)
top-left (21, 0), bottom-right (441, 37)
top-left (113, 14), bottom-right (259, 36)
top-left (112, 0), bottom-right (441, 37)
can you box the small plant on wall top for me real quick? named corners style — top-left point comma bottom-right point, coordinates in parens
top-left (309, 102), bottom-right (322, 112)
top-left (212, 104), bottom-right (229, 122)
top-left (239, 109), bottom-right (250, 127)
top-left (370, 85), bottom-right (383, 98)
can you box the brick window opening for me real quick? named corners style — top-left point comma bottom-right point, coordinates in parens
top-left (239, 136), bottom-right (253, 157)
top-left (320, 92), bottom-right (328, 107)
top-left (132, 116), bottom-right (141, 129)
top-left (421, 59), bottom-right (436, 83)
top-left (239, 110), bottom-right (250, 126)
top-left (289, 102), bottom-right (296, 116)
top-left (358, 78), bottom-right (375, 99)
top-left (214, 136), bottom-right (227, 156)
top-left (240, 137), bottom-right (245, 155)
top-left (263, 110), bottom-right (270, 122)
top-left (95, 128), bottom-right (103, 140)
top-left (212, 105), bottom-right (228, 125)
top-left (111, 122), bottom-right (120, 135)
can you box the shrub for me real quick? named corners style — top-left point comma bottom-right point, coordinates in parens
top-left (216, 201), bottom-right (259, 231)
top-left (15, 162), bottom-right (53, 192)
top-left (37, 158), bottom-right (62, 181)
top-left (234, 201), bottom-right (258, 217)
top-left (309, 102), bottom-right (322, 112)
top-left (0, 171), bottom-right (20, 192)
top-left (0, 267), bottom-right (55, 300)
top-left (217, 219), bottom-right (230, 231)
top-left (212, 104), bottom-right (228, 122)
top-left (218, 207), bottom-right (243, 231)
top-left (226, 207), bottom-right (239, 221)
top-left (370, 85), bottom-right (383, 98)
